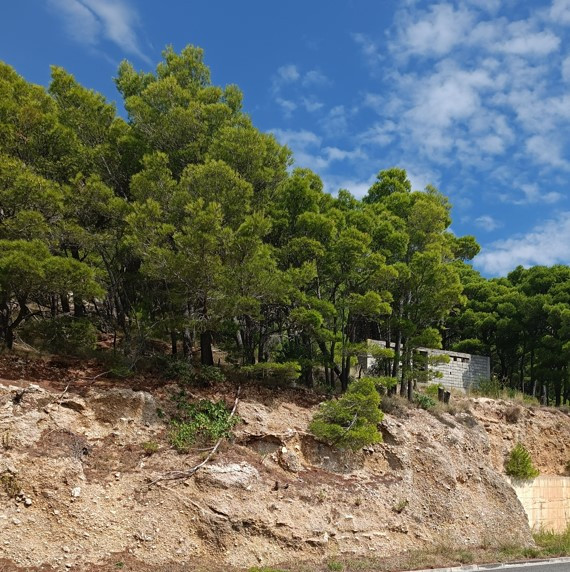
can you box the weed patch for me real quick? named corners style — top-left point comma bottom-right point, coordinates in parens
top-left (169, 398), bottom-right (239, 453)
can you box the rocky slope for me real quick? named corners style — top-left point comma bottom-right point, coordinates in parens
top-left (1, 359), bottom-right (569, 571)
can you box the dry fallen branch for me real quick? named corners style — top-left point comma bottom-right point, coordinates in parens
top-left (148, 386), bottom-right (241, 486)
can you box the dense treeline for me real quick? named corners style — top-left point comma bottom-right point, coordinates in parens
top-left (0, 46), bottom-right (569, 405)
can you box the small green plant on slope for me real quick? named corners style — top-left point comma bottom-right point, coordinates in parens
top-left (169, 399), bottom-right (239, 453)
top-left (309, 378), bottom-right (383, 452)
top-left (414, 392), bottom-right (436, 410)
top-left (505, 443), bottom-right (539, 480)
top-left (141, 440), bottom-right (159, 456)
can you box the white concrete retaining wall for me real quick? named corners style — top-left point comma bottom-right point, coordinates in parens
top-left (512, 476), bottom-right (570, 532)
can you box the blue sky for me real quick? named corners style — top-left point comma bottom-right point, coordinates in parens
top-left (2, 0), bottom-right (570, 276)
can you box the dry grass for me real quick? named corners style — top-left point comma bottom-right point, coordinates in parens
top-left (246, 528), bottom-right (570, 572)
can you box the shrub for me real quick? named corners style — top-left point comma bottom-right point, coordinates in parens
top-left (424, 383), bottom-right (443, 398)
top-left (364, 375), bottom-right (398, 394)
top-left (0, 471), bottom-right (20, 498)
top-left (505, 404), bottom-right (522, 424)
top-left (414, 392), bottom-right (436, 410)
top-left (21, 316), bottom-right (96, 356)
top-left (163, 358), bottom-right (194, 383)
top-left (141, 441), bottom-right (159, 456)
top-left (198, 365), bottom-right (226, 385)
top-left (309, 378), bottom-right (383, 451)
top-left (169, 399), bottom-right (239, 453)
top-left (241, 361), bottom-right (300, 384)
top-left (505, 443), bottom-right (539, 480)
top-left (475, 377), bottom-right (502, 398)
top-left (380, 394), bottom-right (411, 417)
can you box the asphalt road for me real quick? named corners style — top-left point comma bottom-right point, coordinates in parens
top-left (406, 560), bottom-right (570, 572)
top-left (487, 564), bottom-right (570, 572)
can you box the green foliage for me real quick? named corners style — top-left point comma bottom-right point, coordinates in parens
top-left (13, 47), bottom-right (570, 410)
top-left (414, 392), bottom-right (436, 410)
top-left (309, 378), bottom-right (383, 451)
top-left (0, 472), bottom-right (20, 498)
top-left (241, 361), bottom-right (300, 384)
top-left (198, 365), bottom-right (226, 385)
top-left (474, 377), bottom-right (502, 398)
top-left (169, 399), bottom-right (239, 453)
top-left (505, 443), bottom-right (539, 480)
top-left (163, 358), bottom-right (194, 383)
top-left (21, 317), bottom-right (96, 356)
top-left (392, 498), bottom-right (409, 513)
top-left (141, 441), bottom-right (159, 456)
top-left (424, 383), bottom-right (443, 398)
top-left (361, 375), bottom-right (398, 394)
top-left (533, 526), bottom-right (570, 557)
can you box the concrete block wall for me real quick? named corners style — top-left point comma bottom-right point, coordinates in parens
top-left (360, 340), bottom-right (490, 392)
top-left (428, 348), bottom-right (491, 391)
top-left (512, 476), bottom-right (570, 532)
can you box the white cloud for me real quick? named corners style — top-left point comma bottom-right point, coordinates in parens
top-left (497, 27), bottom-right (560, 56)
top-left (271, 65), bottom-right (330, 116)
top-left (562, 56), bottom-right (570, 81)
top-left (47, 0), bottom-right (149, 62)
top-left (276, 64), bottom-right (300, 83)
top-left (270, 129), bottom-right (365, 172)
top-left (550, 0), bottom-right (570, 24)
top-left (352, 33), bottom-right (382, 67)
top-left (474, 215), bottom-right (502, 231)
top-left (475, 212), bottom-right (570, 275)
top-left (302, 70), bottom-right (330, 87)
top-left (320, 105), bottom-right (350, 138)
top-left (500, 182), bottom-right (563, 205)
top-left (395, 3), bottom-right (474, 58)
top-left (270, 129), bottom-right (321, 149)
top-left (275, 97), bottom-right (297, 117)
top-left (526, 135), bottom-right (569, 169)
top-left (301, 97), bottom-right (324, 112)
top-left (322, 175), bottom-right (376, 198)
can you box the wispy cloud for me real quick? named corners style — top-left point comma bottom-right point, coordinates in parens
top-left (47, 0), bottom-right (149, 62)
top-left (475, 212), bottom-right (570, 275)
top-left (270, 64), bottom-right (331, 117)
top-left (474, 215), bottom-right (502, 231)
top-left (271, 128), bottom-right (366, 172)
top-left (499, 183), bottom-right (563, 206)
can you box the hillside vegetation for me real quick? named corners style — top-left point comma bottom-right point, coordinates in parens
top-left (1, 45), bottom-right (570, 407)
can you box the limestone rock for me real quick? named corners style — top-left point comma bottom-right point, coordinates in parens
top-left (196, 462), bottom-right (259, 490)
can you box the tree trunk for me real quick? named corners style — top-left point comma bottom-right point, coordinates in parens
top-left (183, 305), bottom-right (192, 359)
top-left (60, 294), bottom-right (70, 314)
top-left (531, 348), bottom-right (536, 397)
top-left (4, 326), bottom-right (14, 350)
top-left (170, 331), bottom-right (177, 355)
top-left (200, 331), bottom-right (214, 366)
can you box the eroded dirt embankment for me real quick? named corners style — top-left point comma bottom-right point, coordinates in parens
top-left (1, 355), bottom-right (569, 571)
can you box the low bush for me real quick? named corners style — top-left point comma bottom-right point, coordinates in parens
top-left (169, 399), bottom-right (239, 453)
top-left (505, 443), bottom-right (539, 480)
top-left (414, 392), bottom-right (436, 410)
top-left (21, 316), bottom-right (97, 356)
top-left (241, 361), bottom-right (300, 384)
top-left (424, 383), bottom-right (443, 398)
top-left (380, 394), bottom-right (411, 416)
top-left (141, 441), bottom-right (159, 456)
top-left (364, 375), bottom-right (398, 394)
top-left (534, 525), bottom-right (570, 556)
top-left (0, 471), bottom-right (20, 498)
top-left (309, 378), bottom-right (383, 451)
top-left (505, 404), bottom-right (522, 423)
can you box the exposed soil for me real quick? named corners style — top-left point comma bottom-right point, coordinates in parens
top-left (1, 353), bottom-right (568, 571)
